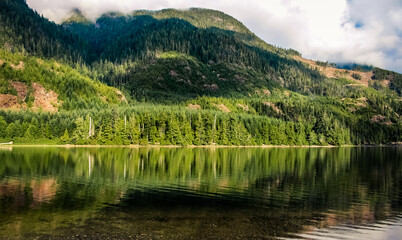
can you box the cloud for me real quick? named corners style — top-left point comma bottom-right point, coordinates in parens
top-left (26, 0), bottom-right (402, 73)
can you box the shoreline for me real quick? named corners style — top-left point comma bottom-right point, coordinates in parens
top-left (1, 144), bottom-right (401, 148)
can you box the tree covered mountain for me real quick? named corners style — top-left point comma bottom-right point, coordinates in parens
top-left (0, 0), bottom-right (400, 145)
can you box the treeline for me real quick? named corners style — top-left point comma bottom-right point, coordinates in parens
top-left (0, 106), bottom-right (363, 147)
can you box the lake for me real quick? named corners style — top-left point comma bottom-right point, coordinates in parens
top-left (0, 147), bottom-right (401, 239)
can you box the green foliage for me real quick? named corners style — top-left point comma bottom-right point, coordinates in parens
top-left (0, 50), bottom-right (123, 110)
top-left (373, 68), bottom-right (402, 95)
top-left (0, 116), bottom-right (7, 138)
top-left (0, 0), bottom-right (87, 62)
top-left (0, 2), bottom-right (400, 146)
top-left (60, 129), bottom-right (70, 143)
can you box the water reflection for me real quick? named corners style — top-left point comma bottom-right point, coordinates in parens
top-left (0, 147), bottom-right (401, 239)
top-left (297, 215), bottom-right (402, 239)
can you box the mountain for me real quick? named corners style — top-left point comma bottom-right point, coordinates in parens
top-left (61, 8), bottom-right (402, 100)
top-left (0, 0), bottom-right (124, 112)
top-left (61, 8), bottom-right (327, 100)
top-left (0, 0), bottom-right (400, 145)
top-left (62, 8), bottom-right (92, 25)
top-left (0, 0), bottom-right (89, 61)
top-left (0, 49), bottom-right (125, 111)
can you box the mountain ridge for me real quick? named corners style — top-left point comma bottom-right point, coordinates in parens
top-left (60, 7), bottom-right (402, 97)
top-left (0, 0), bottom-right (400, 146)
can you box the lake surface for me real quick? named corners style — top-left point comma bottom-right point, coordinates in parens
top-left (0, 147), bottom-right (401, 239)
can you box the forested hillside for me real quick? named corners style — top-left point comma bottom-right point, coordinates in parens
top-left (0, 0), bottom-right (88, 62)
top-left (0, 0), bottom-right (400, 146)
top-left (0, 50), bottom-right (125, 111)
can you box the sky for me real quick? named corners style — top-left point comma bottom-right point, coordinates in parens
top-left (26, 0), bottom-right (402, 73)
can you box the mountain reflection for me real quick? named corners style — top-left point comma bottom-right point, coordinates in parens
top-left (0, 147), bottom-right (401, 239)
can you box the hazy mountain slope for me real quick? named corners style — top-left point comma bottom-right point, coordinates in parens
top-left (60, 7), bottom-right (401, 100)
top-left (130, 8), bottom-right (289, 55)
top-left (62, 9), bottom-right (328, 100)
top-left (0, 0), bottom-right (89, 62)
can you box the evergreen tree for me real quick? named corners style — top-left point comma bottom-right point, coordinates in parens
top-left (295, 121), bottom-right (307, 145)
top-left (72, 117), bottom-right (86, 144)
top-left (166, 116), bottom-right (182, 145)
top-left (60, 129), bottom-right (70, 143)
top-left (0, 116), bottom-right (7, 138)
top-left (217, 117), bottom-right (229, 145)
top-left (285, 122), bottom-right (296, 145)
top-left (308, 131), bottom-right (318, 145)
top-left (13, 120), bottom-right (23, 138)
top-left (115, 118), bottom-right (130, 145)
top-left (193, 113), bottom-right (205, 145)
top-left (25, 124), bottom-right (38, 139)
top-left (228, 116), bottom-right (239, 145)
top-left (181, 121), bottom-right (194, 146)
top-left (149, 125), bottom-right (160, 144)
top-left (128, 114), bottom-right (141, 144)
top-left (6, 123), bottom-right (17, 138)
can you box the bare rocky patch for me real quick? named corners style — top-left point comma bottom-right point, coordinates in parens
top-left (214, 103), bottom-right (231, 113)
top-left (31, 83), bottom-right (60, 112)
top-left (115, 90), bottom-right (128, 103)
top-left (263, 102), bottom-right (283, 115)
top-left (0, 94), bottom-right (19, 109)
top-left (169, 70), bottom-right (179, 77)
top-left (381, 80), bottom-right (390, 87)
top-left (294, 56), bottom-right (374, 87)
top-left (237, 103), bottom-right (249, 112)
top-left (10, 61), bottom-right (24, 70)
top-left (212, 16), bottom-right (223, 22)
top-left (227, 24), bottom-right (235, 31)
top-left (371, 115), bottom-right (393, 126)
top-left (262, 89), bottom-right (271, 96)
top-left (203, 84), bottom-right (219, 91)
top-left (187, 104), bottom-right (201, 110)
top-left (234, 74), bottom-right (246, 83)
top-left (10, 81), bottom-right (28, 100)
top-left (0, 81), bottom-right (29, 110)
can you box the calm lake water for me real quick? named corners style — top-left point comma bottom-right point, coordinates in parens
top-left (0, 147), bottom-right (401, 239)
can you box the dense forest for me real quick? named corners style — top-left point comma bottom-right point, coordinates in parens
top-left (0, 0), bottom-right (401, 146)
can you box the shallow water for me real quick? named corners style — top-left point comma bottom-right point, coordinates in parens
top-left (0, 147), bottom-right (401, 239)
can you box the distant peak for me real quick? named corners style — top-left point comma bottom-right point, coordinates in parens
top-left (71, 8), bottom-right (83, 16)
top-left (99, 11), bottom-right (126, 19)
top-left (62, 8), bottom-right (92, 25)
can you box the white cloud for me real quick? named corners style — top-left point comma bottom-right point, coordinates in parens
top-left (26, 0), bottom-right (402, 73)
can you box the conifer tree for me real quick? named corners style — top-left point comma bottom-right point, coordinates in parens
top-left (25, 124), bottom-right (38, 140)
top-left (193, 113), bottom-right (205, 145)
top-left (228, 116), bottom-right (240, 145)
top-left (217, 117), bottom-right (229, 145)
top-left (73, 117), bottom-right (86, 144)
top-left (6, 123), bottom-right (17, 138)
top-left (166, 116), bottom-right (182, 145)
top-left (60, 129), bottom-right (70, 143)
top-left (0, 116), bottom-right (8, 138)
top-left (149, 125), bottom-right (160, 144)
top-left (308, 131), bottom-right (318, 145)
top-left (128, 114), bottom-right (141, 144)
